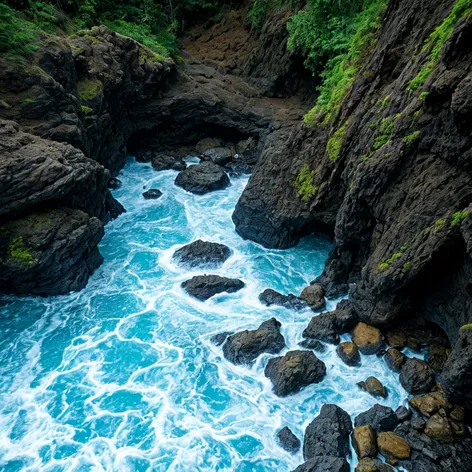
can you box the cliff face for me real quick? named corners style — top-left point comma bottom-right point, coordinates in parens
top-left (233, 0), bottom-right (472, 407)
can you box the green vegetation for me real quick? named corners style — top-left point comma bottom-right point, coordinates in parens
top-left (8, 236), bottom-right (36, 265)
top-left (419, 91), bottom-right (429, 101)
top-left (293, 164), bottom-right (318, 201)
top-left (81, 105), bottom-right (93, 114)
top-left (77, 79), bottom-right (103, 101)
top-left (377, 95), bottom-right (391, 110)
top-left (460, 323), bottom-right (472, 331)
top-left (403, 131), bottom-right (421, 144)
top-left (451, 210), bottom-right (468, 227)
top-left (294, 0), bottom-right (388, 124)
top-left (434, 218), bottom-right (447, 232)
top-left (378, 246), bottom-right (407, 272)
top-left (362, 115), bottom-right (396, 160)
top-left (326, 121), bottom-right (349, 161)
top-left (403, 262), bottom-right (411, 273)
top-left (408, 0), bottom-right (472, 91)
top-left (21, 98), bottom-right (36, 106)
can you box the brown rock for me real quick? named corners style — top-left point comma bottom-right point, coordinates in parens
top-left (299, 284), bottom-right (326, 310)
top-left (384, 348), bottom-right (406, 372)
top-left (449, 405), bottom-right (465, 422)
top-left (408, 391), bottom-right (447, 417)
top-left (358, 377), bottom-right (387, 398)
top-left (352, 425), bottom-right (377, 459)
top-left (385, 329), bottom-right (407, 349)
top-left (427, 343), bottom-right (449, 373)
top-left (377, 432), bottom-right (411, 463)
top-left (337, 341), bottom-right (361, 366)
top-left (355, 458), bottom-right (395, 472)
top-left (424, 413), bottom-right (454, 443)
top-left (352, 323), bottom-right (385, 355)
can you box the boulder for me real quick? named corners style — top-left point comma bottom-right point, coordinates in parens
top-left (173, 240), bottom-right (231, 268)
top-left (384, 348), bottom-right (406, 372)
top-left (299, 284), bottom-right (326, 311)
top-left (408, 390), bottom-right (448, 417)
top-left (303, 404), bottom-right (353, 460)
top-left (385, 329), bottom-right (407, 349)
top-left (337, 342), bottom-right (361, 366)
top-left (355, 405), bottom-right (399, 433)
top-left (292, 457), bottom-right (350, 472)
top-left (210, 331), bottom-right (233, 346)
top-left (201, 147), bottom-right (234, 166)
top-left (411, 417), bottom-right (427, 431)
top-left (395, 406), bottom-right (412, 423)
top-left (222, 318), bottom-right (285, 365)
top-left (298, 339), bottom-right (327, 353)
top-left (352, 425), bottom-right (377, 459)
top-left (277, 426), bottom-right (301, 453)
top-left (426, 344), bottom-right (449, 373)
top-left (399, 358), bottom-right (436, 395)
top-left (352, 323), bottom-right (385, 355)
top-left (195, 137), bottom-right (223, 154)
top-left (151, 153), bottom-right (186, 171)
top-left (224, 161), bottom-right (252, 176)
top-left (174, 162), bottom-right (230, 194)
top-left (142, 189), bottom-right (163, 199)
top-left (259, 288), bottom-right (307, 310)
top-left (377, 432), bottom-right (411, 462)
top-left (181, 275), bottom-right (244, 300)
top-left (424, 412), bottom-right (454, 443)
top-left (357, 376), bottom-right (387, 398)
top-left (355, 458), bottom-right (395, 472)
top-left (264, 350), bottom-right (326, 396)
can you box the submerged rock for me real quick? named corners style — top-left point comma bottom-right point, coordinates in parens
top-left (352, 425), bottom-right (377, 459)
top-left (173, 240), bottom-right (231, 268)
top-left (151, 153), bottom-right (186, 171)
top-left (259, 288), bottom-right (307, 310)
top-left (181, 275), bottom-right (244, 300)
top-left (277, 426), bottom-right (301, 453)
top-left (298, 338), bottom-right (327, 353)
top-left (292, 456), bottom-right (350, 472)
top-left (357, 376), bottom-right (387, 398)
top-left (142, 189), bottom-right (163, 199)
top-left (355, 404), bottom-right (399, 433)
top-left (400, 358), bottom-right (436, 395)
top-left (265, 350), bottom-right (326, 396)
top-left (337, 342), bottom-right (361, 366)
top-left (222, 318), bottom-right (285, 365)
top-left (303, 404), bottom-right (353, 460)
top-left (299, 284), bottom-right (326, 311)
top-left (174, 162), bottom-right (230, 194)
top-left (352, 322), bottom-right (385, 355)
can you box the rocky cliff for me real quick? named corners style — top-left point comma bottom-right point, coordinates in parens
top-left (233, 0), bottom-right (472, 409)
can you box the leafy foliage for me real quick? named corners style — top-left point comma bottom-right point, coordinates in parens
top-left (8, 236), bottom-right (36, 265)
top-left (450, 210), bottom-right (468, 227)
top-left (326, 121), bottom-right (349, 161)
top-left (293, 164), bottom-right (318, 201)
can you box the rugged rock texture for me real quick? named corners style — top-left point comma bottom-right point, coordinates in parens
top-left (231, 0), bottom-right (472, 407)
top-left (377, 432), bottom-right (412, 463)
top-left (292, 456), bottom-right (350, 472)
top-left (264, 350), bottom-right (326, 396)
top-left (173, 240), bottom-right (231, 268)
top-left (337, 342), bottom-right (361, 366)
top-left (351, 322), bottom-right (385, 355)
top-left (298, 338), bottom-right (326, 352)
top-left (222, 318), bottom-right (285, 365)
top-left (355, 458), bottom-right (395, 472)
top-left (357, 376), bottom-right (388, 398)
top-left (352, 425), bottom-right (378, 459)
top-left (174, 162), bottom-right (230, 194)
top-left (277, 426), bottom-right (301, 453)
top-left (355, 404), bottom-right (399, 434)
top-left (399, 358), bottom-right (436, 395)
top-left (259, 288), bottom-right (307, 310)
top-left (181, 275), bottom-right (244, 300)
top-left (385, 348), bottom-right (407, 372)
top-left (299, 284), bottom-right (326, 311)
top-left (142, 189), bottom-right (163, 200)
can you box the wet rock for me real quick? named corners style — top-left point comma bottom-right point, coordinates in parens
top-left (385, 329), bottom-right (407, 349)
top-left (142, 189), bottom-right (163, 199)
top-left (337, 342), bottom-right (361, 366)
top-left (411, 417), bottom-right (427, 431)
top-left (224, 160), bottom-right (253, 177)
top-left (352, 323), bottom-right (385, 355)
top-left (426, 344), bottom-right (449, 373)
top-left (151, 153), bottom-right (186, 171)
top-left (195, 137), bottom-right (223, 154)
top-left (377, 432), bottom-right (411, 463)
top-left (352, 425), bottom-right (377, 459)
top-left (210, 331), bottom-right (233, 346)
top-left (277, 426), bottom-right (301, 453)
top-left (384, 348), bottom-right (407, 372)
top-left (201, 147), bottom-right (234, 166)
top-left (303, 404), bottom-right (353, 460)
top-left (400, 358), bottom-right (436, 395)
top-left (355, 458), bottom-right (395, 472)
top-left (222, 318), bottom-right (285, 365)
top-left (299, 284), bottom-right (326, 311)
top-left (408, 390), bottom-right (448, 417)
top-left (395, 406), bottom-right (412, 423)
top-left (298, 339), bottom-right (327, 353)
top-left (357, 376), bottom-right (387, 398)
top-left (265, 350), bottom-right (326, 397)
top-left (174, 162), bottom-right (230, 194)
top-left (181, 275), bottom-right (244, 300)
top-left (355, 404), bottom-right (399, 433)
top-left (259, 288), bottom-right (307, 310)
top-left (292, 456), bottom-right (350, 472)
top-left (173, 240), bottom-right (231, 268)
top-left (108, 177), bottom-right (122, 189)
top-left (424, 413), bottom-right (454, 443)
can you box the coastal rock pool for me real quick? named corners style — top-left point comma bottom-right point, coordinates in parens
top-left (0, 158), bottom-right (409, 471)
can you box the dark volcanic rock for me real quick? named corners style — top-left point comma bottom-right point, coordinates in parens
top-left (151, 153), bottom-right (186, 171)
top-left (303, 404), bottom-right (353, 460)
top-left (396, 406), bottom-right (412, 423)
top-left (400, 358), bottom-right (436, 395)
top-left (201, 147), bottom-right (234, 165)
top-left (222, 318), bottom-right (285, 365)
top-left (108, 177), bottom-right (122, 189)
top-left (298, 338), bottom-right (326, 352)
top-left (385, 348), bottom-right (407, 372)
top-left (299, 284), bottom-right (326, 310)
top-left (173, 240), bottom-right (231, 268)
top-left (337, 342), bottom-right (361, 366)
top-left (355, 404), bottom-right (399, 434)
top-left (181, 275), bottom-right (244, 300)
top-left (292, 456), bottom-right (350, 472)
top-left (355, 458), bottom-right (395, 472)
top-left (357, 376), bottom-right (387, 398)
top-left (264, 350), bottom-right (326, 396)
top-left (174, 162), bottom-right (230, 194)
top-left (210, 331), bottom-right (233, 346)
top-left (277, 426), bottom-right (301, 453)
top-left (224, 161), bottom-right (253, 176)
top-left (143, 189), bottom-right (163, 200)
top-left (259, 288), bottom-right (307, 310)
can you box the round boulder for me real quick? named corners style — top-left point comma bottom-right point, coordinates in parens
top-left (142, 188), bottom-right (163, 200)
top-left (181, 274), bottom-right (244, 300)
top-left (265, 350), bottom-right (327, 397)
top-left (277, 426), bottom-right (301, 453)
top-left (377, 432), bottom-right (411, 462)
top-left (399, 358), bottom-right (435, 395)
top-left (174, 162), bottom-right (230, 194)
top-left (337, 341), bottom-right (361, 366)
top-left (352, 322), bottom-right (385, 355)
top-left (173, 240), bottom-right (231, 268)
top-left (151, 153), bottom-right (186, 171)
top-left (201, 147), bottom-right (234, 166)
top-left (299, 284), bottom-right (326, 311)
top-left (385, 329), bottom-right (407, 349)
top-left (357, 376), bottom-right (387, 398)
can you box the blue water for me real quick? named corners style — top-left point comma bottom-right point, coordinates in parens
top-left (0, 158), bottom-right (410, 471)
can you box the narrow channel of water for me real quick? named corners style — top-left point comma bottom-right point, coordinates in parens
top-left (0, 158), bottom-right (410, 471)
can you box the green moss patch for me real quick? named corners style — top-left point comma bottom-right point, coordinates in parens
top-left (293, 164), bottom-right (318, 201)
top-left (8, 236), bottom-right (36, 265)
top-left (77, 79), bottom-right (103, 102)
top-left (326, 122), bottom-right (349, 161)
top-left (403, 131), bottom-right (421, 144)
top-left (451, 210), bottom-right (468, 227)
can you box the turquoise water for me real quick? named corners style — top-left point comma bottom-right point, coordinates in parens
top-left (0, 158), bottom-right (409, 471)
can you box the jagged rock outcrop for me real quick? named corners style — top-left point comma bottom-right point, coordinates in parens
top-left (232, 0), bottom-right (472, 408)
top-left (181, 275), bottom-right (244, 300)
top-left (173, 240), bottom-right (231, 268)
